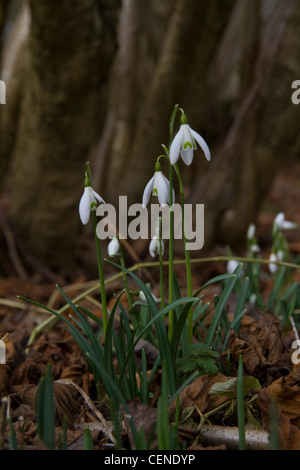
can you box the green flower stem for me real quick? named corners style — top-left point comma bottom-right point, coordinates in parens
top-left (119, 238), bottom-right (133, 309)
top-left (168, 162), bottom-right (174, 342)
top-left (174, 163), bottom-right (193, 343)
top-left (167, 104), bottom-right (179, 343)
top-left (92, 210), bottom-right (108, 336)
top-left (159, 217), bottom-right (165, 309)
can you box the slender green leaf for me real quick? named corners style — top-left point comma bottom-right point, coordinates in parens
top-left (237, 355), bottom-right (246, 450)
top-left (205, 265), bottom-right (242, 346)
top-left (36, 363), bottom-right (55, 450)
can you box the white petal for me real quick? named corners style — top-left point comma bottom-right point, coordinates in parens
top-left (227, 259), bottom-right (239, 274)
top-left (108, 237), bottom-right (120, 257)
top-left (142, 176), bottom-right (154, 207)
top-left (189, 127), bottom-right (211, 161)
top-left (149, 236), bottom-right (164, 258)
top-left (169, 126), bottom-right (184, 165)
top-left (149, 236), bottom-right (159, 257)
top-left (92, 188), bottom-right (105, 204)
top-left (282, 220), bottom-right (298, 230)
top-left (268, 253), bottom-right (278, 274)
top-left (79, 187), bottom-right (91, 225)
top-left (274, 212), bottom-right (285, 229)
top-left (180, 148), bottom-right (194, 166)
top-left (247, 223), bottom-right (256, 240)
top-left (154, 171), bottom-right (169, 206)
top-left (181, 124), bottom-right (195, 150)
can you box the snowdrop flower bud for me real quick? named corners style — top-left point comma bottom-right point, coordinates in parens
top-left (142, 162), bottom-right (174, 207)
top-left (247, 223), bottom-right (256, 240)
top-left (149, 235), bottom-right (164, 258)
top-left (268, 252), bottom-right (278, 274)
top-left (108, 236), bottom-right (120, 257)
top-left (79, 176), bottom-right (105, 225)
top-left (227, 259), bottom-right (240, 274)
top-left (170, 113), bottom-right (211, 166)
top-left (250, 244), bottom-right (260, 254)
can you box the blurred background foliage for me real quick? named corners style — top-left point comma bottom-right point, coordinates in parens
top-left (0, 0), bottom-right (299, 275)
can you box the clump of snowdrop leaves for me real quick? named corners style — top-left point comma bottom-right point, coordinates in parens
top-left (142, 161), bottom-right (174, 207)
top-left (79, 174), bottom-right (104, 225)
top-left (169, 112), bottom-right (211, 166)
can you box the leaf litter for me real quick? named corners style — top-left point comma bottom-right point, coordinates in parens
top-left (2, 167), bottom-right (300, 450)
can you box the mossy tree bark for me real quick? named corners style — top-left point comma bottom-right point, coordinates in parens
top-left (10, 0), bottom-right (120, 266)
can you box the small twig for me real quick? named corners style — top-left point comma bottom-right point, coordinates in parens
top-left (0, 208), bottom-right (27, 280)
top-left (195, 424), bottom-right (269, 450)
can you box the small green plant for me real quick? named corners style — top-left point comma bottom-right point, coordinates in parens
top-left (175, 343), bottom-right (219, 379)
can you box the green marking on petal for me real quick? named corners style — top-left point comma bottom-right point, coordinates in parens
top-left (90, 201), bottom-right (97, 210)
top-left (183, 141), bottom-right (193, 150)
top-left (152, 187), bottom-right (158, 196)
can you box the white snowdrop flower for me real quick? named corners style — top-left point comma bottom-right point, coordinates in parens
top-left (139, 290), bottom-right (160, 303)
top-left (273, 212), bottom-right (297, 232)
top-left (249, 293), bottom-right (257, 305)
top-left (250, 244), bottom-right (260, 254)
top-left (108, 236), bottom-right (120, 257)
top-left (79, 179), bottom-right (105, 225)
top-left (142, 162), bottom-right (174, 207)
top-left (149, 235), bottom-right (164, 258)
top-left (268, 253), bottom-right (278, 274)
top-left (169, 113), bottom-right (210, 166)
top-left (227, 259), bottom-right (240, 274)
top-left (247, 223), bottom-right (256, 240)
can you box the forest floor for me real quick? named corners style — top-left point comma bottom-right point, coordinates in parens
top-left (1, 162), bottom-right (300, 451)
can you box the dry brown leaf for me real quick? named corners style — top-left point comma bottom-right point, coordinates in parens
top-left (228, 311), bottom-right (282, 383)
top-left (169, 373), bottom-right (229, 420)
top-left (257, 389), bottom-right (300, 450)
top-left (123, 399), bottom-right (158, 450)
top-left (264, 365), bottom-right (300, 426)
top-left (13, 381), bottom-right (82, 429)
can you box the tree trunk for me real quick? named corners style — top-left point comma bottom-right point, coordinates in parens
top-left (10, 0), bottom-right (121, 267)
top-left (98, 0), bottom-right (235, 207)
top-left (190, 0), bottom-right (300, 250)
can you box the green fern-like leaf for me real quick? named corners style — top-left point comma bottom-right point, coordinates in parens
top-left (175, 343), bottom-right (219, 378)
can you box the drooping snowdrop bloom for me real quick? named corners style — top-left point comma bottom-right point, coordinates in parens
top-left (273, 212), bottom-right (297, 234)
top-left (169, 113), bottom-right (211, 166)
top-left (247, 223), bottom-right (256, 241)
top-left (142, 162), bottom-right (174, 207)
top-left (149, 235), bottom-right (164, 258)
top-left (79, 177), bottom-right (105, 225)
top-left (227, 259), bottom-right (241, 275)
top-left (268, 252), bottom-right (278, 274)
top-left (268, 250), bottom-right (284, 274)
top-left (108, 236), bottom-right (120, 257)
top-left (139, 290), bottom-right (160, 304)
